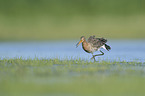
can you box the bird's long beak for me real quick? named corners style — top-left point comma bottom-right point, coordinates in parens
top-left (76, 40), bottom-right (83, 48)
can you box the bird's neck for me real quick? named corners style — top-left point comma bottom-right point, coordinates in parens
top-left (82, 39), bottom-right (88, 48)
top-left (82, 39), bottom-right (87, 44)
top-left (82, 39), bottom-right (91, 53)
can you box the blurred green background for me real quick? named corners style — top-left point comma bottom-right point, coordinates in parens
top-left (0, 0), bottom-right (145, 41)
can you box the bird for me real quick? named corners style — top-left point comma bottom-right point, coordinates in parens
top-left (76, 35), bottom-right (111, 61)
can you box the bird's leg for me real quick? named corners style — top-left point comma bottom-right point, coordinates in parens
top-left (91, 53), bottom-right (96, 61)
top-left (91, 50), bottom-right (104, 61)
top-left (93, 50), bottom-right (104, 57)
top-left (92, 56), bottom-right (96, 62)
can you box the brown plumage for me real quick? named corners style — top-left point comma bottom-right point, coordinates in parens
top-left (76, 35), bottom-right (111, 61)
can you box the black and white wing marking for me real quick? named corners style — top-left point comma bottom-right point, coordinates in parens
top-left (88, 35), bottom-right (107, 48)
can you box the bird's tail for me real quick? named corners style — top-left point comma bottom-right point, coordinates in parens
top-left (105, 44), bottom-right (111, 51)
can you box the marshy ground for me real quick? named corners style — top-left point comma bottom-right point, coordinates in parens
top-left (0, 58), bottom-right (145, 96)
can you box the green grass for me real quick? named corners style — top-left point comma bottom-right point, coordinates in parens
top-left (1, 15), bottom-right (145, 41)
top-left (0, 58), bottom-right (145, 96)
top-left (0, 0), bottom-right (145, 41)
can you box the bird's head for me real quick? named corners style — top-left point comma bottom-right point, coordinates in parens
top-left (76, 36), bottom-right (85, 48)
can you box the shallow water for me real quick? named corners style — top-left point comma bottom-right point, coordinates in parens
top-left (0, 40), bottom-right (144, 62)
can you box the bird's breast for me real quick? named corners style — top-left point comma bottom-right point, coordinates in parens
top-left (82, 42), bottom-right (97, 53)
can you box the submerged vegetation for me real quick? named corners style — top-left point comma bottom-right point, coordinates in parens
top-left (0, 58), bottom-right (145, 96)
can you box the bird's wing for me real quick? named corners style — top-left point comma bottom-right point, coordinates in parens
top-left (88, 35), bottom-right (107, 48)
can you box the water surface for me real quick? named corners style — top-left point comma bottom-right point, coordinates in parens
top-left (0, 40), bottom-right (144, 62)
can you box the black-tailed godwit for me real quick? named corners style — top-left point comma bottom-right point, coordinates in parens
top-left (76, 35), bottom-right (111, 61)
